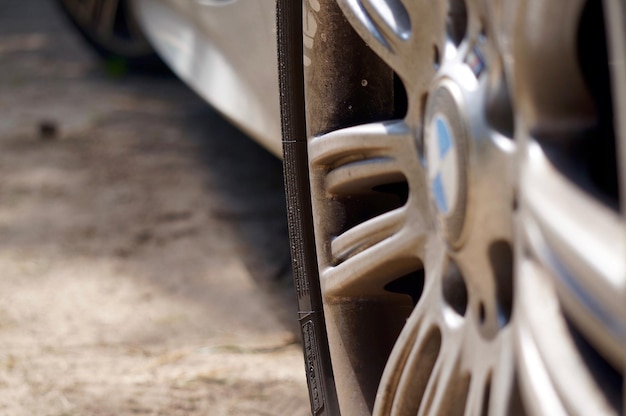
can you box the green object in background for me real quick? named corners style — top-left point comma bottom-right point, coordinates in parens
top-left (105, 56), bottom-right (129, 77)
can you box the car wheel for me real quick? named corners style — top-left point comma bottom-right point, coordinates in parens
top-left (56, 0), bottom-right (164, 72)
top-left (278, 0), bottom-right (625, 415)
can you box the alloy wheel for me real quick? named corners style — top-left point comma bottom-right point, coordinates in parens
top-left (286, 0), bottom-right (626, 414)
top-left (59, 0), bottom-right (153, 57)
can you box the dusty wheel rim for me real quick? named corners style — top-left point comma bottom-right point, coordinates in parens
top-left (301, 0), bottom-right (625, 414)
top-left (60, 0), bottom-right (152, 57)
top-left (512, 0), bottom-right (625, 414)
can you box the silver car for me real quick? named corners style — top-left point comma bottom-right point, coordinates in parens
top-left (57, 0), bottom-right (626, 415)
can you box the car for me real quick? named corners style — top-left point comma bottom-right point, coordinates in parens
top-left (57, 1), bottom-right (625, 415)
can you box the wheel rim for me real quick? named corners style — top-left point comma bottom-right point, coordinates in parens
top-left (60, 0), bottom-right (152, 57)
top-left (301, 0), bottom-right (625, 414)
top-left (512, 0), bottom-right (625, 414)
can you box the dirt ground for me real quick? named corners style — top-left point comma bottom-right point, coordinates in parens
top-left (0, 1), bottom-right (310, 415)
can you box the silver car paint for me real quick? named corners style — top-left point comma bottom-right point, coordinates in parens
top-left (132, 0), bottom-right (282, 157)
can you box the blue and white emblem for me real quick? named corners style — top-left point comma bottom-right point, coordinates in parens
top-left (427, 114), bottom-right (459, 216)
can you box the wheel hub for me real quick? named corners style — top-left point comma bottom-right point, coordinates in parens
top-left (425, 79), bottom-right (470, 247)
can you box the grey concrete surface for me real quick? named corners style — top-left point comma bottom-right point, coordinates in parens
top-left (0, 1), bottom-right (309, 414)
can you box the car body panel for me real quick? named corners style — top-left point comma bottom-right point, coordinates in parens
top-left (132, 0), bottom-right (282, 156)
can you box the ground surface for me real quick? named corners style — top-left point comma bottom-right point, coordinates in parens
top-left (0, 1), bottom-right (310, 414)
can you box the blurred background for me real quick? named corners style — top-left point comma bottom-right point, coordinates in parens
top-left (0, 0), bottom-right (309, 414)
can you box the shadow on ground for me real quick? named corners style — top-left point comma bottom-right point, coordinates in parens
top-left (0, 1), bottom-right (307, 415)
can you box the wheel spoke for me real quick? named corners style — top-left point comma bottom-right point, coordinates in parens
top-left (119, 1), bottom-right (146, 43)
top-left (337, 0), bottom-right (395, 52)
top-left (311, 120), bottom-right (431, 299)
top-left (417, 336), bottom-right (468, 416)
top-left (321, 220), bottom-right (425, 297)
top-left (60, 0), bottom-right (84, 16)
top-left (86, 0), bottom-right (104, 26)
top-left (60, 0), bottom-right (150, 56)
top-left (309, 121), bottom-right (413, 167)
top-left (454, 235), bottom-right (513, 335)
top-left (359, 0), bottom-right (411, 49)
top-left (484, 333), bottom-right (522, 416)
top-left (416, 240), bottom-right (469, 416)
top-left (310, 121), bottom-right (428, 205)
top-left (603, 0), bottom-right (626, 205)
top-left (387, 321), bottom-right (442, 416)
top-left (516, 258), bottom-right (622, 415)
top-left (521, 141), bottom-right (625, 368)
top-left (373, 235), bottom-right (447, 415)
top-left (96, 0), bottom-right (120, 35)
top-left (337, 0), bottom-right (445, 89)
top-left (331, 207), bottom-right (406, 262)
top-left (463, 370), bottom-right (491, 416)
top-left (506, 0), bottom-right (592, 132)
top-left (64, 0), bottom-right (100, 24)
top-left (326, 157), bottom-right (405, 194)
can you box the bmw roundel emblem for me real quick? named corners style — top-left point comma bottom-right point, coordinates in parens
top-left (425, 82), bottom-right (469, 247)
top-left (427, 114), bottom-right (459, 216)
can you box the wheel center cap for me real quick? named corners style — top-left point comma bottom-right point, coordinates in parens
top-left (427, 114), bottom-right (459, 215)
top-left (425, 80), bottom-right (469, 247)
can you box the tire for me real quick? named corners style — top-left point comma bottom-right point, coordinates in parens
top-left (56, 0), bottom-right (166, 73)
top-left (278, 0), bottom-right (626, 415)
